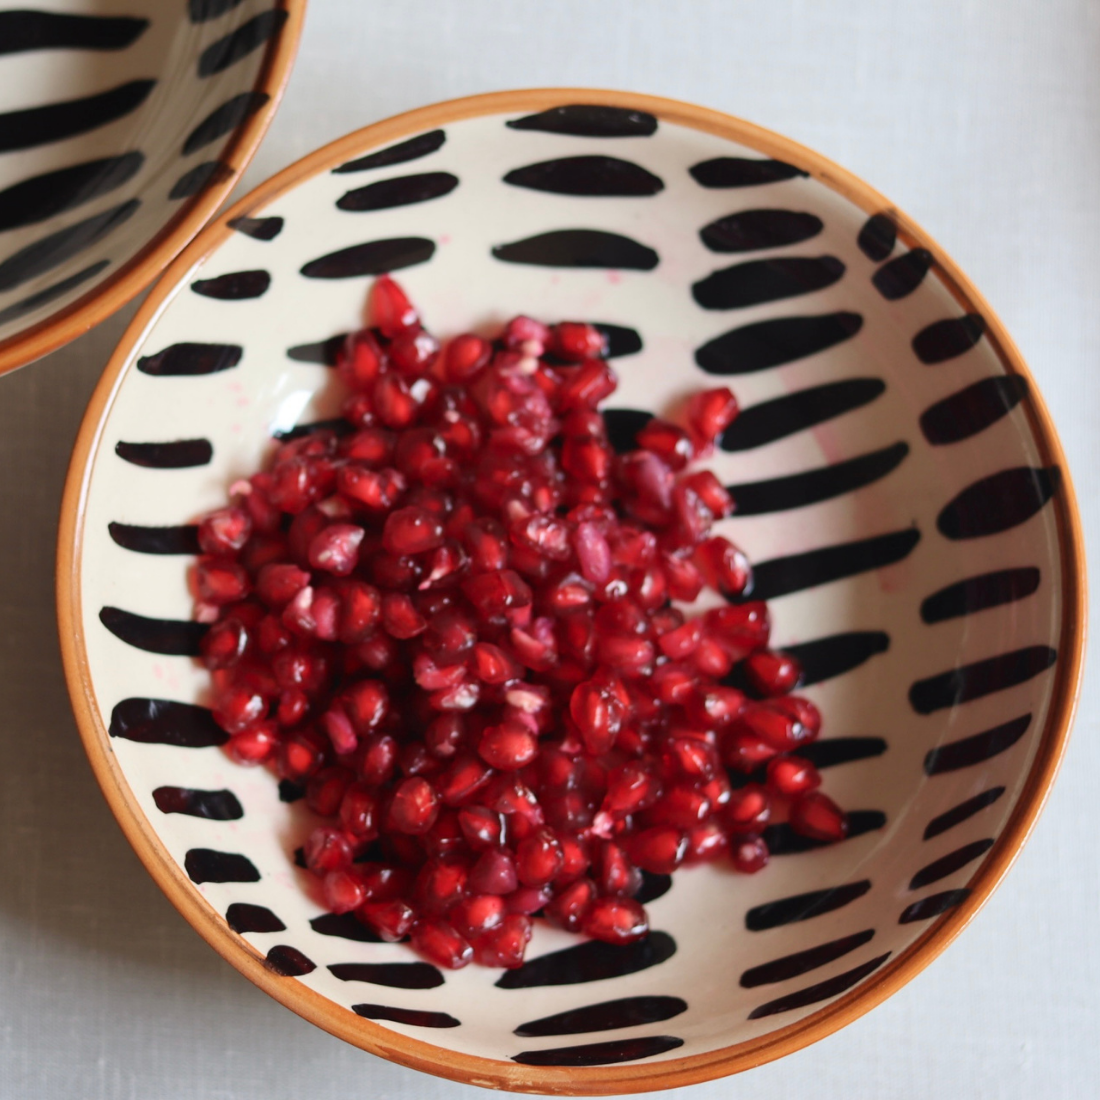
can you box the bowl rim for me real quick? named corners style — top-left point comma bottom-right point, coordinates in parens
top-left (0, 0), bottom-right (308, 378)
top-left (56, 87), bottom-right (1088, 1094)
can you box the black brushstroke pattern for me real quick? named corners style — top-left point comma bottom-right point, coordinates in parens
top-left (0, 153), bottom-right (143, 233)
top-left (115, 438), bottom-right (212, 469)
top-left (184, 848), bottom-right (259, 884)
top-left (328, 962), bottom-right (444, 989)
top-left (633, 871), bottom-right (672, 904)
top-left (594, 322), bottom-right (643, 357)
top-left (310, 912), bottom-right (388, 943)
top-left (99, 607), bottom-right (207, 656)
top-left (0, 79), bottom-right (154, 153)
top-left (337, 172), bottom-right (459, 213)
top-left (271, 418), bottom-right (353, 442)
top-left (496, 932), bottom-right (676, 988)
top-left (857, 213), bottom-right (896, 261)
top-left (226, 902), bottom-right (285, 933)
top-left (287, 334), bottom-right (348, 365)
top-left (109, 697), bottom-right (225, 747)
top-left (293, 846), bottom-right (307, 869)
top-left (169, 161), bottom-right (232, 200)
top-left (737, 529), bottom-right (920, 602)
top-left (726, 442), bottom-right (908, 515)
top-left (924, 714), bottom-right (1032, 775)
top-left (690, 158), bottom-right (807, 188)
top-left (278, 779), bottom-right (305, 803)
top-left (512, 1036), bottom-right (683, 1067)
top-left (909, 648), bottom-right (1056, 715)
top-left (748, 953), bottom-right (891, 1019)
top-left (108, 522), bottom-right (200, 555)
top-left (909, 839), bottom-right (994, 890)
top-left (506, 105), bottom-right (657, 138)
top-left (696, 312), bottom-right (862, 375)
top-left (0, 199), bottom-right (138, 292)
top-left (198, 9), bottom-right (287, 76)
top-left (938, 466), bottom-right (1059, 540)
top-left (515, 996), bottom-right (686, 1038)
top-left (602, 408), bottom-right (652, 454)
top-left (920, 567), bottom-right (1040, 624)
top-left (796, 737), bottom-right (887, 769)
top-left (740, 930), bottom-right (876, 988)
top-left (492, 229), bottom-right (658, 270)
top-left (228, 215), bottom-right (283, 240)
top-left (693, 256), bottom-right (844, 310)
top-left (334, 130), bottom-right (446, 174)
top-left (352, 1003), bottom-right (460, 1028)
top-left (0, 11), bottom-right (147, 54)
top-left (899, 889), bottom-right (970, 924)
top-left (746, 881), bottom-right (872, 931)
top-left (503, 156), bottom-right (663, 197)
top-left (152, 786), bottom-right (242, 820)
top-left (189, 0), bottom-right (246, 21)
top-left (924, 788), bottom-right (1006, 840)
top-left (763, 811), bottom-right (885, 855)
top-left (872, 248), bottom-right (933, 300)
top-left (701, 209), bottom-right (823, 253)
top-left (781, 633), bottom-right (890, 686)
top-left (919, 376), bottom-right (1029, 445)
top-left (265, 945), bottom-right (315, 976)
top-left (191, 269), bottom-right (271, 299)
top-left (137, 342), bottom-right (242, 376)
top-left (0, 260), bottom-right (108, 326)
top-left (912, 314), bottom-right (985, 364)
top-left (182, 92), bottom-right (268, 155)
top-left (301, 237), bottom-right (435, 279)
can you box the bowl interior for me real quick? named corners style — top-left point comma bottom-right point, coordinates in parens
top-left (61, 94), bottom-right (1079, 1089)
top-left (0, 0), bottom-right (298, 371)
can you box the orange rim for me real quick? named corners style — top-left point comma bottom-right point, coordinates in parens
top-left (56, 89), bottom-right (1087, 1094)
top-left (0, 0), bottom-right (307, 377)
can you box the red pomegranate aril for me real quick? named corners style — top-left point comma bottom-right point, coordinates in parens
top-left (583, 896), bottom-right (648, 945)
top-left (389, 328), bottom-right (440, 376)
top-left (593, 841), bottom-right (641, 897)
top-left (562, 436), bottom-right (613, 483)
top-left (505, 884), bottom-right (553, 915)
top-left (474, 913), bottom-right (532, 968)
top-left (767, 755), bottom-right (822, 797)
top-left (679, 470), bottom-right (734, 518)
top-left (201, 617), bottom-right (249, 669)
top-left (548, 321), bottom-right (607, 361)
top-left (339, 783), bottom-right (379, 839)
top-left (790, 791), bottom-right (848, 842)
top-left (469, 847), bottom-right (518, 895)
top-left (383, 505), bottom-right (444, 555)
top-left (740, 704), bottom-right (814, 752)
top-left (198, 506), bottom-right (252, 556)
top-left (226, 723), bottom-right (277, 764)
top-left (323, 869), bottom-right (365, 914)
top-left (695, 536), bottom-right (752, 597)
top-left (380, 593), bottom-right (426, 639)
top-left (337, 329), bottom-right (384, 391)
top-left (304, 826), bottom-right (353, 874)
top-left (450, 894), bottom-right (505, 941)
top-left (411, 919), bottom-right (472, 969)
top-left (637, 418), bottom-right (694, 470)
top-left (358, 898), bottom-right (415, 942)
top-left (725, 784), bottom-right (772, 834)
top-left (477, 720), bottom-right (538, 771)
top-left (369, 274), bottom-right (419, 337)
top-left (648, 785), bottom-right (711, 829)
top-left (687, 386), bottom-right (739, 448)
top-left (323, 706), bottom-right (358, 754)
top-left (723, 730), bottom-right (780, 773)
top-left (276, 689), bottom-right (308, 727)
top-left (569, 680), bottom-right (623, 755)
top-left (442, 333), bottom-right (492, 382)
top-left (256, 562), bottom-right (310, 607)
top-left (545, 877), bottom-right (595, 932)
top-left (196, 558), bottom-right (250, 605)
top-left (458, 806), bottom-right (504, 849)
top-left (657, 618), bottom-right (700, 660)
top-left (307, 768), bottom-right (352, 818)
top-left (662, 551), bottom-right (704, 601)
top-left (213, 684), bottom-right (266, 734)
top-left (624, 826), bottom-right (688, 874)
top-left (415, 857), bottom-right (469, 913)
top-left (515, 832), bottom-right (564, 886)
top-left (770, 695), bottom-right (822, 737)
top-left (387, 777), bottom-right (440, 835)
top-left (685, 821), bottom-right (729, 863)
top-left (463, 569), bottom-right (532, 625)
top-left (306, 524), bottom-right (363, 577)
top-left (731, 835), bottom-right (769, 873)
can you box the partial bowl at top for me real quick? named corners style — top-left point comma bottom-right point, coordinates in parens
top-left (58, 90), bottom-right (1085, 1094)
top-left (0, 0), bottom-right (304, 374)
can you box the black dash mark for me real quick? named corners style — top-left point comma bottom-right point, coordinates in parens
top-left (506, 105), bottom-right (657, 138)
top-left (503, 156), bottom-right (663, 197)
top-left (169, 161), bottom-right (232, 200)
top-left (115, 438), bottom-right (212, 469)
top-left (634, 871), bottom-right (672, 904)
top-left (726, 442), bottom-right (908, 515)
top-left (108, 522), bottom-right (200, 555)
top-left (496, 932), bottom-right (676, 988)
top-left (0, 79), bottom-right (154, 154)
top-left (796, 738), bottom-right (887, 769)
top-left (595, 322), bottom-right (643, 357)
top-left (0, 11), bottom-right (147, 54)
top-left (337, 171), bottom-right (458, 213)
top-left (857, 213), bottom-right (896, 261)
top-left (0, 260), bottom-right (109, 326)
top-left (293, 846), bottom-right (307, 869)
top-left (198, 9), bottom-right (287, 76)
top-left (99, 607), bottom-right (206, 656)
top-left (228, 215), bottom-right (283, 240)
top-left (937, 466), bottom-right (1059, 540)
top-left (739, 529), bottom-right (920, 602)
top-left (909, 839), bottom-right (995, 890)
top-left (137, 342), bottom-right (242, 376)
top-left (301, 237), bottom-right (435, 279)
top-left (701, 209), bottom-right (822, 253)
top-left (512, 1036), bottom-right (683, 1067)
top-left (602, 408), bottom-right (653, 453)
top-left (334, 130), bottom-right (446, 174)
top-left (924, 714), bottom-right (1032, 774)
top-left (265, 945), bottom-right (315, 976)
top-left (492, 229), bottom-right (658, 270)
top-left (329, 962), bottom-right (443, 989)
top-left (910, 648), bottom-right (1056, 715)
top-left (873, 249), bottom-right (933, 300)
top-left (920, 568), bottom-right (1040, 624)
top-left (182, 92), bottom-right (268, 155)
top-left (913, 314), bottom-right (985, 364)
top-left (764, 811), bottom-right (886, 855)
top-left (693, 256), bottom-right (845, 310)
top-left (746, 881), bottom-right (872, 931)
top-left (515, 996), bottom-right (686, 1038)
top-left (310, 912), bottom-right (389, 943)
top-left (278, 780), bottom-right (305, 803)
top-left (780, 633), bottom-right (890, 686)
top-left (189, 0), bottom-right (245, 21)
top-left (272, 418), bottom-right (353, 442)
top-left (353, 1004), bottom-right (460, 1028)
top-left (287, 334), bottom-right (348, 365)
top-left (110, 698), bottom-right (225, 747)
top-left (153, 786), bottom-right (242, 820)
top-left (920, 376), bottom-right (1028, 445)
top-left (696, 312), bottom-right (862, 375)
top-left (740, 930), bottom-right (876, 988)
top-left (924, 788), bottom-right (1006, 840)
top-left (899, 889), bottom-right (970, 924)
top-left (184, 848), bottom-right (259, 884)
top-left (0, 199), bottom-right (138, 292)
top-left (226, 903), bottom-right (285, 933)
top-left (748, 953), bottom-right (891, 1019)
top-left (0, 153), bottom-right (143, 233)
top-left (191, 269), bottom-right (270, 299)
top-left (690, 158), bottom-right (807, 188)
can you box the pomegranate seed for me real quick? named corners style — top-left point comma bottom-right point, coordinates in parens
top-left (383, 506), bottom-right (444, 555)
top-left (337, 329), bottom-right (384, 391)
top-left (679, 470), bottom-right (733, 518)
top-left (637, 418), bottom-right (694, 470)
top-left (731, 835), bottom-right (769, 873)
top-left (725, 784), bottom-right (772, 834)
top-left (369, 274), bottom-right (419, 337)
top-left (695, 536), bottom-right (752, 597)
top-left (583, 896), bottom-right (648, 945)
top-left (201, 617), bottom-right (249, 669)
top-left (196, 558), bottom-right (250, 604)
top-left (515, 831), bottom-right (564, 886)
top-left (451, 893), bottom-right (505, 940)
top-left (474, 913), bottom-right (532, 968)
top-left (226, 723), bottom-right (277, 764)
top-left (767, 755), bottom-right (822, 796)
top-left (548, 322), bottom-right (607, 361)
top-left (304, 826), bottom-right (352, 873)
top-left (790, 791), bottom-right (848, 842)
top-left (323, 869), bottom-right (365, 914)
top-left (358, 898), bottom-right (415, 941)
top-left (478, 720), bottom-right (538, 771)
top-left (688, 386), bottom-right (739, 449)
top-left (415, 857), bottom-right (468, 913)
top-left (389, 328), bottom-right (440, 376)
top-left (745, 649), bottom-right (803, 696)
top-left (623, 826), bottom-right (687, 874)
top-left (684, 821), bottom-right (729, 863)
top-left (387, 777), bottom-right (440, 835)
top-left (469, 848), bottom-right (518, 895)
top-left (198, 506), bottom-right (252, 555)
top-left (411, 919), bottom-right (472, 969)
top-left (339, 783), bottom-right (379, 839)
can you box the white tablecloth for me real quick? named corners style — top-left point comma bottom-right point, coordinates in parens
top-left (2, 1), bottom-right (1096, 1096)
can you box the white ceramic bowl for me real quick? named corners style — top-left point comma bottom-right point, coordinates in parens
top-left (58, 90), bottom-right (1085, 1094)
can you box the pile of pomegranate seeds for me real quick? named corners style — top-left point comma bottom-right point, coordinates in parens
top-left (194, 275), bottom-right (849, 971)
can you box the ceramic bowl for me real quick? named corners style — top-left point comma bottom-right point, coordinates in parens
top-left (0, 0), bottom-right (304, 375)
top-left (57, 90), bottom-right (1085, 1094)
